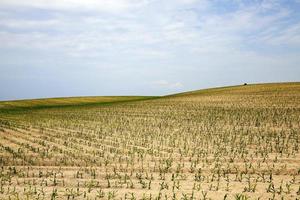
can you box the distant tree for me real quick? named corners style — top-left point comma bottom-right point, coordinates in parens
top-left (244, 83), bottom-right (248, 86)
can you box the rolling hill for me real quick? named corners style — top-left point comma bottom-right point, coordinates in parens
top-left (0, 82), bottom-right (299, 200)
top-left (0, 96), bottom-right (156, 110)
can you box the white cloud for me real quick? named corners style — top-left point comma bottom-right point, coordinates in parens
top-left (1, 0), bottom-right (300, 99)
top-left (0, 0), bottom-right (299, 73)
top-left (0, 0), bottom-right (148, 13)
top-left (259, 22), bottom-right (300, 46)
top-left (0, 0), bottom-right (298, 62)
top-left (153, 80), bottom-right (184, 89)
top-left (0, 18), bottom-right (61, 28)
top-left (0, 0), bottom-right (297, 56)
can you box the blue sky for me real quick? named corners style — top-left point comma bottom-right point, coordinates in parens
top-left (0, 0), bottom-right (300, 100)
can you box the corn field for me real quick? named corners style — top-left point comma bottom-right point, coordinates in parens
top-left (0, 83), bottom-right (299, 200)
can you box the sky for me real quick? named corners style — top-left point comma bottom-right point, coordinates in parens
top-left (0, 0), bottom-right (300, 100)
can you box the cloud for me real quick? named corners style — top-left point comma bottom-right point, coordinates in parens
top-left (0, 0), bottom-right (149, 13)
top-left (152, 80), bottom-right (184, 89)
top-left (0, 0), bottom-right (300, 99)
top-left (1, 0), bottom-right (299, 59)
top-left (0, 18), bottom-right (61, 29)
top-left (259, 22), bottom-right (300, 46)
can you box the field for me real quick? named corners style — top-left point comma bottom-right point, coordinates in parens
top-left (0, 82), bottom-right (299, 200)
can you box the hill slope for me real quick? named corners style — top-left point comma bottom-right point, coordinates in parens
top-left (1, 82), bottom-right (299, 110)
top-left (169, 82), bottom-right (300, 97)
top-left (0, 96), bottom-right (156, 110)
top-left (164, 82), bottom-right (300, 108)
top-left (0, 82), bottom-right (299, 200)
